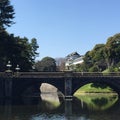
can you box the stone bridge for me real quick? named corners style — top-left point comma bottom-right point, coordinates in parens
top-left (0, 71), bottom-right (120, 98)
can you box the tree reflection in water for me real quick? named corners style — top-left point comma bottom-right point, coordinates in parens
top-left (74, 94), bottom-right (118, 111)
top-left (0, 94), bottom-right (120, 120)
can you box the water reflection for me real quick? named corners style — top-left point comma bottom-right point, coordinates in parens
top-left (0, 93), bottom-right (120, 120)
top-left (41, 93), bottom-right (60, 109)
top-left (75, 94), bottom-right (118, 111)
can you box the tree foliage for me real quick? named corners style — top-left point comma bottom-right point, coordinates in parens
top-left (105, 33), bottom-right (120, 68)
top-left (35, 57), bottom-right (57, 72)
top-left (0, 0), bottom-right (39, 71)
top-left (0, 30), bottom-right (39, 71)
top-left (77, 33), bottom-right (120, 72)
top-left (0, 0), bottom-right (15, 30)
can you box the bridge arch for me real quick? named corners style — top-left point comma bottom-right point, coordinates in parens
top-left (12, 77), bottom-right (42, 97)
top-left (72, 77), bottom-right (120, 95)
top-left (12, 77), bottom-right (65, 97)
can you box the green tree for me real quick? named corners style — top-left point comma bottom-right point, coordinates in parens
top-left (0, 0), bottom-right (15, 30)
top-left (35, 57), bottom-right (57, 72)
top-left (105, 33), bottom-right (120, 68)
top-left (0, 30), bottom-right (11, 70)
top-left (0, 0), bottom-right (39, 71)
top-left (13, 36), bottom-right (39, 71)
top-left (75, 33), bottom-right (120, 72)
top-left (82, 51), bottom-right (96, 72)
top-left (0, 30), bottom-right (39, 71)
top-left (83, 44), bottom-right (106, 72)
top-left (75, 64), bottom-right (87, 72)
top-left (30, 38), bottom-right (39, 61)
top-left (89, 44), bottom-right (106, 71)
top-left (81, 33), bottom-right (120, 72)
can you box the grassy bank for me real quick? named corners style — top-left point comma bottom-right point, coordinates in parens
top-left (74, 83), bottom-right (116, 95)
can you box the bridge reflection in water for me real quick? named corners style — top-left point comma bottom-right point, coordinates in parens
top-left (0, 93), bottom-right (119, 120)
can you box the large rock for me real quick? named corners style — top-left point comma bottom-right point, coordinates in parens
top-left (40, 83), bottom-right (57, 93)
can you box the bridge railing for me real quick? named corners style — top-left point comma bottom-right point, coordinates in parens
top-left (73, 72), bottom-right (120, 76)
top-left (1, 71), bottom-right (120, 78)
top-left (15, 72), bottom-right (65, 78)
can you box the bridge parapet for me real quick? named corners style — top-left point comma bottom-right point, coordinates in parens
top-left (0, 71), bottom-right (13, 78)
top-left (1, 71), bottom-right (120, 79)
top-left (73, 72), bottom-right (120, 77)
top-left (14, 72), bottom-right (65, 78)
top-left (14, 71), bottom-right (74, 78)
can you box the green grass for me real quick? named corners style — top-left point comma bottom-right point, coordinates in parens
top-left (74, 83), bottom-right (115, 95)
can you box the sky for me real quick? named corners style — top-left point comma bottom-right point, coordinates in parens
top-left (7, 0), bottom-right (120, 60)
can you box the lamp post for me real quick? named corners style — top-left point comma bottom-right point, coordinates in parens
top-left (5, 61), bottom-right (12, 98)
top-left (5, 62), bottom-right (20, 97)
top-left (15, 64), bottom-right (20, 76)
top-left (119, 67), bottom-right (120, 70)
top-left (15, 64), bottom-right (20, 72)
top-left (6, 61), bottom-right (12, 76)
top-left (32, 65), bottom-right (35, 71)
top-left (6, 61), bottom-right (12, 71)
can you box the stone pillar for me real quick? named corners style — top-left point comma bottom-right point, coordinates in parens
top-left (5, 70), bottom-right (13, 98)
top-left (64, 71), bottom-right (73, 99)
top-left (65, 100), bottom-right (72, 117)
top-left (3, 101), bottom-right (12, 120)
top-left (0, 76), bottom-right (5, 98)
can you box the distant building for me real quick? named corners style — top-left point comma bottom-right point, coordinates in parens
top-left (65, 52), bottom-right (84, 70)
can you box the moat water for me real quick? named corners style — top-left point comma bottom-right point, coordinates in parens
top-left (0, 93), bottom-right (120, 120)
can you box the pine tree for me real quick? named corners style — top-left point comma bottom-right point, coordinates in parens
top-left (0, 0), bottom-right (15, 30)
